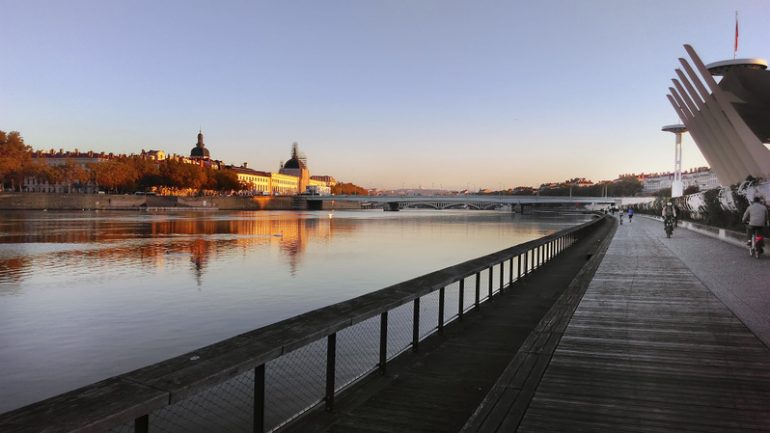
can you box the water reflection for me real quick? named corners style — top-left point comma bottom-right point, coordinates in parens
top-left (0, 212), bottom-right (350, 286)
top-left (0, 210), bottom-right (590, 412)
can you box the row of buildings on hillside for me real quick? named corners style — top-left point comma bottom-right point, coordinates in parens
top-left (628, 167), bottom-right (720, 194)
top-left (22, 131), bottom-right (337, 195)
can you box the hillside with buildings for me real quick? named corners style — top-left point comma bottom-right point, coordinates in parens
top-left (0, 130), bottom-right (355, 197)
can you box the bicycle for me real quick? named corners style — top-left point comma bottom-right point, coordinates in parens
top-left (748, 225), bottom-right (765, 258)
top-left (664, 216), bottom-right (675, 238)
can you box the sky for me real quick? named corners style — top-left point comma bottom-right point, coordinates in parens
top-left (2, 0), bottom-right (769, 190)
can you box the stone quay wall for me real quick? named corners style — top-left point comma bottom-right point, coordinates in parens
top-left (0, 193), bottom-right (360, 211)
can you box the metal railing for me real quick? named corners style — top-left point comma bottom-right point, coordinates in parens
top-left (0, 215), bottom-right (607, 433)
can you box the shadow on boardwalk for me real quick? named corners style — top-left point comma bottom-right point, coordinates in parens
top-left (287, 218), bottom-right (616, 433)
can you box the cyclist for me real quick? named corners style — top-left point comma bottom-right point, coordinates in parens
top-left (663, 201), bottom-right (676, 221)
top-left (743, 196), bottom-right (769, 245)
top-left (662, 201), bottom-right (677, 225)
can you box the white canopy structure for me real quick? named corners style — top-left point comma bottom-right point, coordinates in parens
top-left (667, 45), bottom-right (770, 185)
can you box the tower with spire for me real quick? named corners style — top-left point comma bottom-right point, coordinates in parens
top-left (190, 129), bottom-right (211, 160)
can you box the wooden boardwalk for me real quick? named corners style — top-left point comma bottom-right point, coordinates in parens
top-left (468, 218), bottom-right (770, 432)
top-left (286, 219), bottom-right (615, 433)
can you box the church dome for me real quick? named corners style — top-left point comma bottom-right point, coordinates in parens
top-left (283, 158), bottom-right (305, 169)
top-left (190, 130), bottom-right (210, 159)
top-left (282, 142), bottom-right (306, 169)
top-left (191, 146), bottom-right (210, 158)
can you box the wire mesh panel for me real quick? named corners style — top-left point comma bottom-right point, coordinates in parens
top-left (442, 281), bottom-right (461, 325)
top-left (148, 369), bottom-right (254, 433)
top-left (418, 290), bottom-right (440, 340)
top-left (526, 249), bottom-right (535, 275)
top-left (462, 275), bottom-right (476, 314)
top-left (513, 255), bottom-right (521, 285)
top-left (386, 302), bottom-right (413, 360)
top-left (264, 338), bottom-right (326, 432)
top-left (336, 315), bottom-right (380, 390)
top-left (474, 268), bottom-right (489, 302)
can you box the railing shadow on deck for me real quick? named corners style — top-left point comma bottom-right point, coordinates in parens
top-left (0, 215), bottom-right (608, 433)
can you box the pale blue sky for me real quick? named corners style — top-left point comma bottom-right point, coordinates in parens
top-left (2, 0), bottom-right (768, 189)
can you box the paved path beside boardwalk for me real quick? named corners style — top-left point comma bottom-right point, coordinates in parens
top-left (514, 215), bottom-right (770, 432)
top-left (644, 216), bottom-right (770, 347)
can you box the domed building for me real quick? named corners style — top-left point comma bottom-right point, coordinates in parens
top-left (190, 130), bottom-right (210, 160)
top-left (279, 142), bottom-right (309, 193)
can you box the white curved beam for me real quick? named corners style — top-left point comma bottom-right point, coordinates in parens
top-left (677, 61), bottom-right (763, 177)
top-left (673, 73), bottom-right (748, 180)
top-left (685, 44), bottom-right (770, 178)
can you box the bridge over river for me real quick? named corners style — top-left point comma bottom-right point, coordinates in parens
top-left (3, 214), bottom-right (769, 433)
top-left (309, 194), bottom-right (653, 211)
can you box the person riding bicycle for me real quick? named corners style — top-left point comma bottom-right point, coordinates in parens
top-left (743, 196), bottom-right (769, 245)
top-left (662, 201), bottom-right (677, 224)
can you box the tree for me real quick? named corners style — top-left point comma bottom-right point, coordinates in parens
top-left (159, 159), bottom-right (208, 191)
top-left (0, 131), bottom-right (32, 191)
top-left (608, 176), bottom-right (643, 197)
top-left (89, 160), bottom-right (138, 193)
top-left (683, 185), bottom-right (700, 195)
top-left (55, 160), bottom-right (89, 192)
top-left (128, 156), bottom-right (162, 191)
top-left (332, 182), bottom-right (368, 195)
top-left (209, 169), bottom-right (242, 191)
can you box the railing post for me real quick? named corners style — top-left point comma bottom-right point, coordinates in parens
top-left (499, 262), bottom-right (504, 293)
top-left (253, 364), bottom-right (265, 433)
top-left (475, 272), bottom-right (481, 310)
top-left (325, 333), bottom-right (336, 412)
top-left (509, 257), bottom-right (513, 285)
top-left (438, 287), bottom-right (445, 334)
top-left (134, 415), bottom-right (149, 433)
top-left (517, 254), bottom-right (522, 280)
top-left (412, 297), bottom-right (420, 351)
top-left (488, 266), bottom-right (493, 300)
top-left (379, 312), bottom-right (388, 373)
top-left (458, 279), bottom-right (465, 319)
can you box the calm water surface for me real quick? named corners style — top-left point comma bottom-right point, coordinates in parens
top-left (0, 209), bottom-right (590, 412)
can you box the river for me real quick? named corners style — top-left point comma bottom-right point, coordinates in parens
top-left (0, 209), bottom-right (591, 412)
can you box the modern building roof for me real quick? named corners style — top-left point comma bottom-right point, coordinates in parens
top-left (661, 124), bottom-right (687, 133)
top-left (706, 58), bottom-right (767, 76)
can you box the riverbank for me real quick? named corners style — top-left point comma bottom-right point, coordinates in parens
top-left (0, 192), bottom-right (360, 211)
